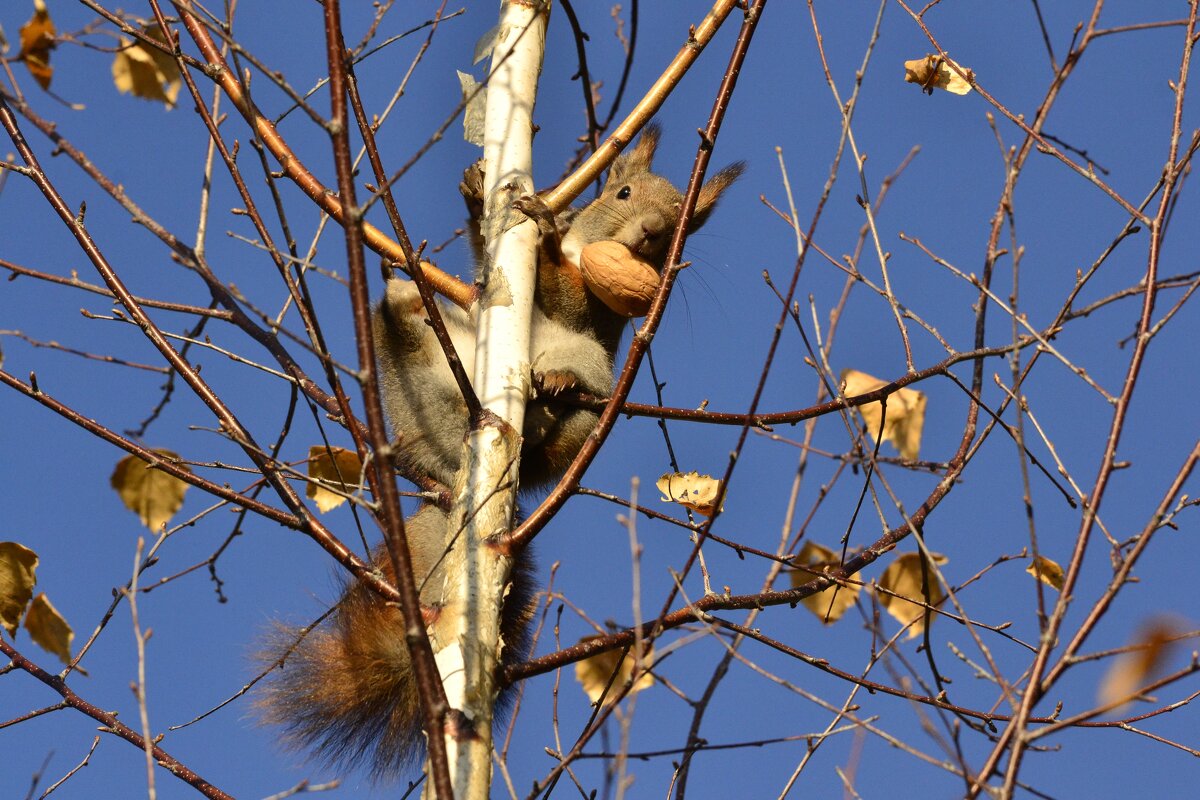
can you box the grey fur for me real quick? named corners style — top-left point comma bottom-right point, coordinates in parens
top-left (372, 279), bottom-right (613, 490)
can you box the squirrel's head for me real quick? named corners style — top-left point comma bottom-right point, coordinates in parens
top-left (585, 124), bottom-right (745, 267)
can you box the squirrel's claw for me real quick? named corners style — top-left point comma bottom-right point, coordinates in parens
top-left (534, 369), bottom-right (579, 397)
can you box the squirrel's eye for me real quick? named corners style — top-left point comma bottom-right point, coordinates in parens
top-left (617, 185), bottom-right (632, 200)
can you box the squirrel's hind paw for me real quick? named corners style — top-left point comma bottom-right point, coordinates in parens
top-left (534, 369), bottom-right (581, 397)
top-left (459, 159), bottom-right (485, 214)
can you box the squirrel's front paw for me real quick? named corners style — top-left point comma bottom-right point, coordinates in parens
top-left (384, 278), bottom-right (427, 316)
top-left (513, 195), bottom-right (558, 234)
top-left (534, 369), bottom-right (580, 397)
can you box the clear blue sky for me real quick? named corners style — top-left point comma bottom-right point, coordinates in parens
top-left (2, 2), bottom-right (1198, 798)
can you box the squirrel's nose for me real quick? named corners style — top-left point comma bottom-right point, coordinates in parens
top-left (641, 222), bottom-right (663, 241)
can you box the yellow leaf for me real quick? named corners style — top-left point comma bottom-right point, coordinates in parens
top-left (306, 446), bottom-right (364, 513)
top-left (110, 450), bottom-right (191, 531)
top-left (111, 27), bottom-right (182, 108)
top-left (1098, 618), bottom-right (1181, 710)
top-left (24, 593), bottom-right (73, 664)
top-left (903, 54), bottom-right (974, 96)
top-left (18, 0), bottom-right (56, 90)
top-left (876, 552), bottom-right (947, 639)
top-left (656, 471), bottom-right (724, 517)
top-left (791, 541), bottom-right (859, 624)
top-left (574, 636), bottom-right (654, 706)
top-left (0, 542), bottom-right (39, 637)
top-left (1025, 555), bottom-right (1064, 591)
top-left (841, 369), bottom-right (927, 461)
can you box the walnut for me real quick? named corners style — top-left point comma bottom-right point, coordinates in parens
top-left (577, 240), bottom-right (660, 318)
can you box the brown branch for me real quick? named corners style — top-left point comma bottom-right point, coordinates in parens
top-left (171, 1), bottom-right (474, 309)
top-left (0, 369), bottom-right (299, 527)
top-left (0, 91), bottom-right (399, 607)
top-left (146, 0), bottom-right (384, 533)
top-left (974, 4), bottom-right (1200, 794)
top-left (0, 638), bottom-right (233, 800)
top-left (510, 0), bottom-right (757, 551)
top-left (321, 4), bottom-right (454, 796)
top-left (604, 343), bottom-right (1018, 425)
top-left (0, 330), bottom-right (170, 373)
top-left (518, 5), bottom-right (765, 794)
top-left (895, 0), bottom-right (1151, 225)
top-left (341, 3), bottom-right (480, 420)
top-left (541, 0), bottom-right (738, 212)
top-left (0, 258), bottom-right (233, 320)
top-left (0, 90), bottom-right (393, 468)
top-left (558, 0), bottom-right (602, 153)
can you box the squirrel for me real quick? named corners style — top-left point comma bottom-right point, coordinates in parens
top-left (256, 124), bottom-right (742, 778)
top-left (372, 124), bottom-right (743, 489)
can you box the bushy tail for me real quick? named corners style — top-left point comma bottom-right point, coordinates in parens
top-left (255, 505), bottom-right (537, 779)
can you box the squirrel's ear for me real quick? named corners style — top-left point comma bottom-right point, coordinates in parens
top-left (690, 161), bottom-right (745, 230)
top-left (609, 123), bottom-right (662, 184)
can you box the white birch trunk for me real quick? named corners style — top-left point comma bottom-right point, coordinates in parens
top-left (427, 2), bottom-right (549, 797)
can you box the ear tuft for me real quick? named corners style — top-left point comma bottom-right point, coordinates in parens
top-left (609, 123), bottom-right (662, 184)
top-left (691, 161), bottom-right (746, 230)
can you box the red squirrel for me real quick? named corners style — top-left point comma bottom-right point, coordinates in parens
top-left (256, 125), bottom-right (742, 777)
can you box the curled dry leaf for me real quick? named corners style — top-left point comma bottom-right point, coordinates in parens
top-left (0, 541), bottom-right (39, 637)
top-left (112, 26), bottom-right (182, 108)
top-left (456, 70), bottom-right (486, 146)
top-left (903, 54), bottom-right (973, 96)
top-left (657, 471), bottom-right (724, 517)
top-left (574, 635), bottom-right (655, 706)
top-left (876, 551), bottom-right (947, 640)
top-left (841, 369), bottom-right (927, 461)
top-left (24, 592), bottom-right (73, 664)
top-left (110, 450), bottom-right (191, 531)
top-left (18, 0), bottom-right (56, 90)
top-left (306, 446), bottom-right (365, 514)
top-left (1026, 555), bottom-right (1065, 591)
top-left (578, 240), bottom-right (661, 318)
top-left (1098, 617), bottom-right (1182, 711)
top-left (791, 541), bottom-right (859, 625)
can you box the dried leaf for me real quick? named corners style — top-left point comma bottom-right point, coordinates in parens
top-left (111, 28), bottom-right (181, 108)
top-left (876, 552), bottom-right (947, 639)
top-left (1098, 618), bottom-right (1181, 710)
top-left (457, 70), bottom-right (486, 146)
top-left (0, 542), bottom-right (39, 637)
top-left (657, 471), bottom-right (724, 517)
top-left (1026, 555), bottom-right (1064, 591)
top-left (574, 636), bottom-right (654, 705)
top-left (24, 593), bottom-right (73, 664)
top-left (306, 446), bottom-right (364, 514)
top-left (110, 450), bottom-right (191, 531)
top-left (841, 369), bottom-right (927, 461)
top-left (791, 541), bottom-right (859, 624)
top-left (18, 0), bottom-right (56, 90)
top-left (904, 54), bottom-right (973, 95)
